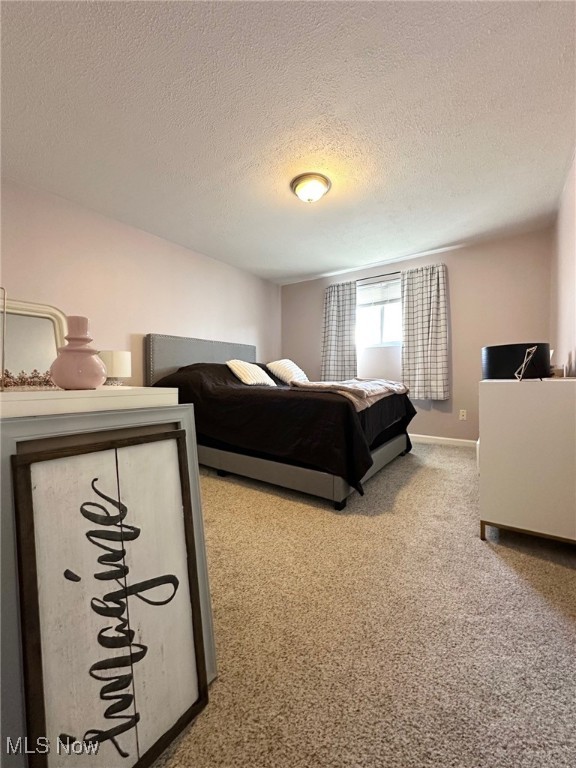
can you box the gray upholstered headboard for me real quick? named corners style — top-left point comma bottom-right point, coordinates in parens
top-left (145, 334), bottom-right (257, 385)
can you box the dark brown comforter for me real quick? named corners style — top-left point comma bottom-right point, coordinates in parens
top-left (154, 363), bottom-right (416, 491)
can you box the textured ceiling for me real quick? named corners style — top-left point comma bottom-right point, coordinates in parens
top-left (2, 1), bottom-right (575, 283)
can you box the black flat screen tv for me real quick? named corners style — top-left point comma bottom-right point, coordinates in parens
top-left (481, 343), bottom-right (551, 380)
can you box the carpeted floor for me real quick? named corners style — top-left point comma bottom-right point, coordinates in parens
top-left (153, 444), bottom-right (576, 768)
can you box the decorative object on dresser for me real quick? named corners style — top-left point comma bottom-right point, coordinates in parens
top-left (2, 369), bottom-right (56, 389)
top-left (514, 345), bottom-right (538, 381)
top-left (98, 350), bottom-right (132, 385)
top-left (1, 297), bottom-right (67, 390)
top-left (551, 365), bottom-right (566, 378)
top-left (50, 316), bottom-right (107, 390)
top-left (481, 342), bottom-right (551, 380)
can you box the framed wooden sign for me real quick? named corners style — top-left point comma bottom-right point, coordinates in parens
top-left (11, 430), bottom-right (208, 768)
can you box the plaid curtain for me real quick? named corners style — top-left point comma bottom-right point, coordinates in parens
top-left (321, 281), bottom-right (357, 381)
top-left (401, 264), bottom-right (450, 400)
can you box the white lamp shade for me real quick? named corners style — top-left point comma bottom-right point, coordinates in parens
top-left (98, 350), bottom-right (132, 379)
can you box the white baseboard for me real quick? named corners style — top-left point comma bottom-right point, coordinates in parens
top-left (409, 434), bottom-right (478, 448)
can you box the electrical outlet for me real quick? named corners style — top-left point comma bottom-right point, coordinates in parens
top-left (459, 409), bottom-right (467, 421)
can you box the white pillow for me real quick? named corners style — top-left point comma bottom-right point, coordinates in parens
top-left (266, 359), bottom-right (309, 384)
top-left (226, 360), bottom-right (277, 386)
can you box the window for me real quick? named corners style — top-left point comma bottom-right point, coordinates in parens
top-left (356, 278), bottom-right (402, 347)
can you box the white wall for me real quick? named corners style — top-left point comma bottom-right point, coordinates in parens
top-left (282, 228), bottom-right (554, 440)
top-left (1, 180), bottom-right (281, 383)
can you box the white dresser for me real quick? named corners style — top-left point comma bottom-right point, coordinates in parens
top-left (479, 379), bottom-right (576, 543)
top-left (0, 385), bottom-right (178, 417)
top-left (1, 388), bottom-right (216, 767)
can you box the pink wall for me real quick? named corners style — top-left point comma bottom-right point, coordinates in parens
top-left (1, 178), bottom-right (561, 441)
top-left (551, 153), bottom-right (576, 375)
top-left (282, 229), bottom-right (554, 440)
top-left (1, 181), bottom-right (281, 384)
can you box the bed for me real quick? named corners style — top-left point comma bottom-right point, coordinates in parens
top-left (144, 334), bottom-right (416, 509)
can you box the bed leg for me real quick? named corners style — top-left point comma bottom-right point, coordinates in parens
top-left (334, 499), bottom-right (346, 511)
top-left (216, 469), bottom-right (230, 477)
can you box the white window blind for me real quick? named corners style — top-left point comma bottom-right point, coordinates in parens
top-left (356, 278), bottom-right (402, 347)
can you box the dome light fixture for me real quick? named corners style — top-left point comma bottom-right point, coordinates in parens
top-left (290, 173), bottom-right (332, 203)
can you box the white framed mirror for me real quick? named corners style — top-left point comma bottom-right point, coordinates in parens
top-left (1, 298), bottom-right (68, 386)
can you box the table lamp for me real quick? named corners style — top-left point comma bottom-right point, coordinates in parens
top-left (98, 350), bottom-right (132, 386)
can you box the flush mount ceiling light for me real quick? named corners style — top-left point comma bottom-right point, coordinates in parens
top-left (290, 173), bottom-right (332, 203)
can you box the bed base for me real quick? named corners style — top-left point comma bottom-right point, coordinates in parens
top-left (198, 433), bottom-right (408, 510)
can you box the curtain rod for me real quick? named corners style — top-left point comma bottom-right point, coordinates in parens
top-left (356, 270), bottom-right (400, 285)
